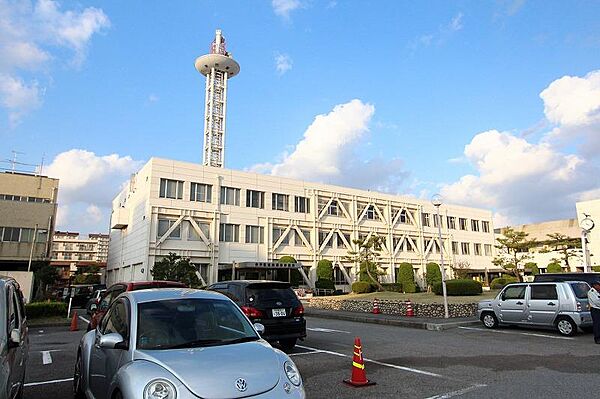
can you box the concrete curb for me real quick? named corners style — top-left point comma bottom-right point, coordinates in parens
top-left (305, 309), bottom-right (480, 331)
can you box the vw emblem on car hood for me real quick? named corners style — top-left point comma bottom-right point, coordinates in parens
top-left (276, 301), bottom-right (282, 306)
top-left (235, 378), bottom-right (247, 392)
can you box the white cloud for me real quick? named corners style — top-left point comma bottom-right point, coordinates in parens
top-left (275, 53), bottom-right (293, 75)
top-left (45, 149), bottom-right (142, 233)
top-left (272, 0), bottom-right (302, 20)
top-left (148, 94), bottom-right (159, 103)
top-left (250, 99), bottom-right (409, 192)
top-left (440, 130), bottom-right (598, 223)
top-left (0, 0), bottom-right (110, 124)
top-left (409, 12), bottom-right (465, 49)
top-left (449, 13), bottom-right (464, 32)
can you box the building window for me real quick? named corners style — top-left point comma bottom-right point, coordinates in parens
top-left (159, 178), bottom-right (184, 199)
top-left (157, 219), bottom-right (181, 239)
top-left (188, 221), bottom-right (210, 241)
top-left (1, 227), bottom-right (20, 242)
top-left (245, 225), bottom-right (264, 244)
top-left (422, 213), bottom-right (430, 227)
top-left (433, 214), bottom-right (443, 228)
top-left (294, 196), bottom-right (310, 213)
top-left (327, 201), bottom-right (340, 216)
top-left (365, 205), bottom-right (378, 220)
top-left (471, 220), bottom-right (480, 232)
top-left (190, 183), bottom-right (212, 203)
top-left (273, 227), bottom-right (289, 245)
top-left (246, 190), bottom-right (265, 209)
top-left (474, 243), bottom-right (482, 256)
top-left (459, 218), bottom-right (468, 231)
top-left (219, 223), bottom-right (239, 242)
top-left (484, 244), bottom-right (492, 256)
top-left (220, 186), bottom-right (240, 206)
top-left (482, 221), bottom-right (490, 233)
top-left (447, 216), bottom-right (456, 229)
top-left (319, 231), bottom-right (332, 248)
top-left (451, 241), bottom-right (459, 254)
top-left (461, 242), bottom-right (470, 255)
top-left (405, 238), bottom-right (416, 252)
top-left (399, 210), bottom-right (409, 224)
top-left (272, 193), bottom-right (289, 211)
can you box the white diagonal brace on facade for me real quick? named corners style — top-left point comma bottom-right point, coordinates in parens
top-left (156, 215), bottom-right (185, 247)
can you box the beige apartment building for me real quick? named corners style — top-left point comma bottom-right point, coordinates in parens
top-left (0, 171), bottom-right (59, 271)
top-left (51, 231), bottom-right (109, 280)
top-left (107, 158), bottom-right (497, 290)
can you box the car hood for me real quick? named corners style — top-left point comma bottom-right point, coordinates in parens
top-left (134, 340), bottom-right (280, 398)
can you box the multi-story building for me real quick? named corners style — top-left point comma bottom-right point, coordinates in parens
top-left (106, 158), bottom-right (497, 289)
top-left (51, 231), bottom-right (109, 280)
top-left (0, 171), bottom-right (59, 270)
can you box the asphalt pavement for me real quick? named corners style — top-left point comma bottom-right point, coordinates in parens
top-left (23, 316), bottom-right (600, 399)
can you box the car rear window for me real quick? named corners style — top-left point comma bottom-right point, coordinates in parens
top-left (246, 283), bottom-right (297, 304)
top-left (569, 282), bottom-right (590, 299)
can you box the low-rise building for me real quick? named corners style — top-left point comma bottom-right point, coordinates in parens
top-left (51, 231), bottom-right (109, 281)
top-left (106, 158), bottom-right (497, 289)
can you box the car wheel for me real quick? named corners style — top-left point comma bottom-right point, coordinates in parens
top-left (73, 353), bottom-right (85, 399)
top-left (481, 312), bottom-right (498, 329)
top-left (556, 317), bottom-right (577, 337)
top-left (279, 338), bottom-right (297, 352)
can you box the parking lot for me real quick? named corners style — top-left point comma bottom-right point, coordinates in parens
top-left (24, 315), bottom-right (600, 399)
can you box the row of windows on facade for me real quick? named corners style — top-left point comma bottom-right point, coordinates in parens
top-left (52, 243), bottom-right (96, 251)
top-left (156, 219), bottom-right (492, 256)
top-left (159, 179), bottom-right (310, 213)
top-left (0, 226), bottom-right (48, 243)
top-left (0, 194), bottom-right (51, 203)
top-left (53, 253), bottom-right (94, 261)
top-left (159, 179), bottom-right (490, 231)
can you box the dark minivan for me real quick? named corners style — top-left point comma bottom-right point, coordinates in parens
top-left (534, 273), bottom-right (600, 286)
top-left (208, 280), bottom-right (306, 351)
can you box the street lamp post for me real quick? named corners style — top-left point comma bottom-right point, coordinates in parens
top-left (432, 194), bottom-right (449, 319)
top-left (580, 215), bottom-right (595, 273)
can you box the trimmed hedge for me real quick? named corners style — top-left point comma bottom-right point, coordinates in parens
top-left (426, 262), bottom-right (442, 289)
top-left (315, 279), bottom-right (335, 290)
top-left (547, 262), bottom-right (562, 273)
top-left (26, 302), bottom-right (67, 319)
top-left (490, 276), bottom-right (518, 290)
top-left (317, 259), bottom-right (334, 281)
top-left (381, 283), bottom-right (402, 292)
top-left (352, 281), bottom-right (373, 294)
top-left (433, 279), bottom-right (482, 296)
top-left (403, 282), bottom-right (417, 293)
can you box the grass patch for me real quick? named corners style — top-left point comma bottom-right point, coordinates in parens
top-left (335, 290), bottom-right (499, 304)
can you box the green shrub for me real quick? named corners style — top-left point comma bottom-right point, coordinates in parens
top-left (315, 279), bottom-right (335, 290)
top-left (381, 283), bottom-right (402, 292)
top-left (352, 281), bottom-right (373, 294)
top-left (279, 256), bottom-right (297, 264)
top-left (26, 301), bottom-right (67, 319)
top-left (425, 262), bottom-right (442, 289)
top-left (524, 262), bottom-right (539, 275)
top-left (317, 259), bottom-right (334, 281)
top-left (403, 282), bottom-right (417, 293)
top-left (490, 276), bottom-right (518, 290)
top-left (593, 266), bottom-right (600, 272)
top-left (396, 262), bottom-right (414, 291)
top-left (433, 279), bottom-right (482, 296)
top-left (547, 262), bottom-right (562, 273)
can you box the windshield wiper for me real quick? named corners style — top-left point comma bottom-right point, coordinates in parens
top-left (165, 339), bottom-right (224, 349)
top-left (224, 336), bottom-right (260, 345)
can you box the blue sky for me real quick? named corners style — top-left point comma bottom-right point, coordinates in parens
top-left (1, 0), bottom-right (599, 233)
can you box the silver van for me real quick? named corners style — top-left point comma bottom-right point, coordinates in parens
top-left (0, 277), bottom-right (28, 399)
top-left (478, 281), bottom-right (592, 336)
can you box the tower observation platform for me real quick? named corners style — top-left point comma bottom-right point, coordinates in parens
top-left (195, 29), bottom-right (240, 168)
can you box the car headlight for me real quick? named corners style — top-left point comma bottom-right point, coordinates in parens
top-left (284, 361), bottom-right (301, 386)
top-left (144, 379), bottom-right (177, 399)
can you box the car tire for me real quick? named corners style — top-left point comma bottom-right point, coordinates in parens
top-left (279, 338), bottom-right (297, 352)
top-left (73, 353), bottom-right (85, 399)
top-left (556, 317), bottom-right (577, 337)
top-left (481, 312), bottom-right (498, 329)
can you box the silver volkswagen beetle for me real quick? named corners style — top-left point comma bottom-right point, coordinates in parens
top-left (74, 288), bottom-right (305, 399)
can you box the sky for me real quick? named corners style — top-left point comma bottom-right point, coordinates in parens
top-left (1, 0), bottom-right (599, 234)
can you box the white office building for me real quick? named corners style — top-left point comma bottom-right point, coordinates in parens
top-left (106, 158), bottom-right (497, 289)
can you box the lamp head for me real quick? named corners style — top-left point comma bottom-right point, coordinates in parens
top-left (431, 194), bottom-right (443, 207)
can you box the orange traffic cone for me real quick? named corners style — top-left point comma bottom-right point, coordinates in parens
top-left (343, 337), bottom-right (376, 387)
top-left (406, 300), bottom-right (414, 317)
top-left (372, 298), bottom-right (380, 314)
top-left (70, 311), bottom-right (79, 331)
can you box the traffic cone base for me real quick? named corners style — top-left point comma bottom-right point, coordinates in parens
top-left (343, 378), bottom-right (376, 387)
top-left (70, 311), bottom-right (79, 331)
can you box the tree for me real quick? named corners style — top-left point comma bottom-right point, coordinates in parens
top-left (316, 259), bottom-right (333, 281)
top-left (346, 235), bottom-right (385, 291)
top-left (73, 264), bottom-right (101, 284)
top-left (547, 261), bottom-right (562, 273)
top-left (397, 262), bottom-right (416, 293)
top-left (541, 233), bottom-right (581, 269)
top-left (492, 228), bottom-right (536, 282)
top-left (524, 262), bottom-right (539, 275)
top-left (151, 252), bottom-right (202, 287)
top-left (279, 256), bottom-right (303, 286)
top-left (32, 261), bottom-right (59, 300)
top-left (425, 262), bottom-right (442, 292)
top-left (451, 260), bottom-right (470, 279)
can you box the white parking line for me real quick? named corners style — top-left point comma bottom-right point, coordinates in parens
top-left (289, 351), bottom-right (321, 356)
top-left (307, 327), bottom-right (350, 334)
top-left (425, 384), bottom-right (487, 399)
top-left (296, 344), bottom-right (442, 378)
top-left (24, 378), bottom-right (72, 387)
top-left (458, 326), bottom-right (575, 340)
top-left (41, 351), bottom-right (52, 365)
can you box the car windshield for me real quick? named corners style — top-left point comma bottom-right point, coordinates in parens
top-left (570, 282), bottom-right (590, 300)
top-left (136, 298), bottom-right (259, 350)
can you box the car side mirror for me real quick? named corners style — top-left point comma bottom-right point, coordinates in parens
top-left (89, 303), bottom-right (98, 312)
top-left (8, 329), bottom-right (21, 347)
top-left (254, 323), bottom-right (265, 335)
top-left (98, 333), bottom-right (126, 349)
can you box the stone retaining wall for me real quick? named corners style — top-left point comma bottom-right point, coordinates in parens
top-left (303, 297), bottom-right (478, 318)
